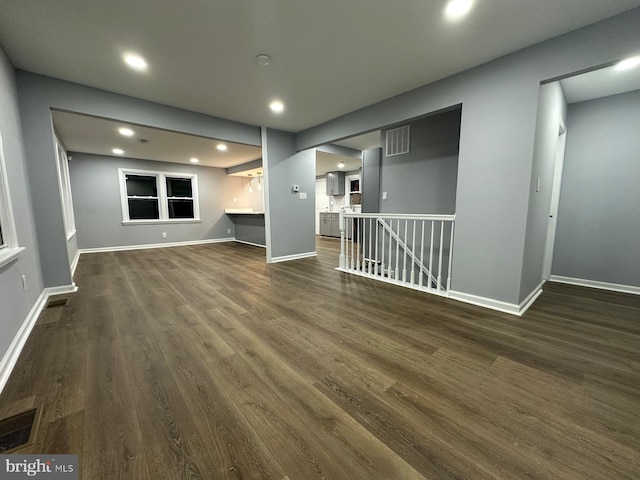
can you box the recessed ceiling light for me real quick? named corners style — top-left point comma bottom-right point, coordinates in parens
top-left (123, 53), bottom-right (148, 72)
top-left (615, 55), bottom-right (640, 71)
top-left (112, 148), bottom-right (124, 155)
top-left (256, 54), bottom-right (271, 66)
top-left (216, 144), bottom-right (228, 152)
top-left (338, 162), bottom-right (345, 169)
top-left (118, 127), bottom-right (134, 137)
top-left (270, 100), bottom-right (284, 113)
top-left (190, 158), bottom-right (200, 164)
top-left (445, 0), bottom-right (473, 21)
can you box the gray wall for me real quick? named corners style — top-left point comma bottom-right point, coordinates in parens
top-left (361, 148), bottom-right (382, 213)
top-left (519, 82), bottom-right (567, 300)
top-left (263, 128), bottom-right (316, 260)
top-left (552, 90), bottom-right (640, 287)
top-left (234, 216), bottom-right (266, 246)
top-left (0, 46), bottom-right (43, 367)
top-left (380, 109), bottom-right (460, 215)
top-left (17, 71), bottom-right (261, 288)
top-left (69, 153), bottom-right (245, 249)
top-left (295, 9), bottom-right (640, 305)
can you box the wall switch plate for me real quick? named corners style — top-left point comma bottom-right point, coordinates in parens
top-left (227, 228), bottom-right (232, 234)
top-left (382, 191), bottom-right (388, 200)
top-left (162, 232), bottom-right (167, 238)
top-left (22, 275), bottom-right (27, 292)
top-left (299, 192), bottom-right (307, 200)
top-left (536, 177), bottom-right (541, 192)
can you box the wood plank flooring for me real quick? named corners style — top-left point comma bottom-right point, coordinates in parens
top-left (1, 237), bottom-right (639, 479)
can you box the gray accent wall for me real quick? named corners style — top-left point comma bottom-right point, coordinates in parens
top-left (552, 90), bottom-right (640, 287)
top-left (380, 109), bottom-right (460, 215)
top-left (361, 148), bottom-right (382, 213)
top-left (17, 71), bottom-right (261, 288)
top-left (0, 46), bottom-right (43, 365)
top-left (295, 9), bottom-right (640, 305)
top-left (519, 82), bottom-right (567, 300)
top-left (263, 128), bottom-right (315, 260)
top-left (69, 153), bottom-right (244, 249)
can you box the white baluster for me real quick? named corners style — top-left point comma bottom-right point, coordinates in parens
top-left (410, 220), bottom-right (416, 286)
top-left (380, 219), bottom-right (385, 277)
top-left (402, 220), bottom-right (408, 283)
top-left (447, 222), bottom-right (455, 294)
top-left (368, 218), bottom-right (373, 275)
top-left (395, 219), bottom-right (400, 281)
top-left (388, 218), bottom-right (393, 278)
top-left (419, 221), bottom-right (425, 288)
top-left (437, 221), bottom-right (444, 294)
top-left (350, 217), bottom-right (355, 270)
top-left (339, 209), bottom-right (345, 269)
top-left (428, 221), bottom-right (434, 292)
top-left (374, 218), bottom-right (379, 276)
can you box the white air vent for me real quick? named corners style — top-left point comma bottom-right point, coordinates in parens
top-left (385, 125), bottom-right (410, 157)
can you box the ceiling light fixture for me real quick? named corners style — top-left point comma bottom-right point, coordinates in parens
top-left (190, 157), bottom-right (200, 163)
top-left (338, 162), bottom-right (345, 169)
top-left (270, 100), bottom-right (284, 113)
top-left (445, 0), bottom-right (473, 21)
top-left (112, 148), bottom-right (124, 155)
top-left (123, 53), bottom-right (148, 72)
top-left (256, 54), bottom-right (271, 66)
top-left (216, 144), bottom-right (228, 152)
top-left (615, 55), bottom-right (640, 71)
top-left (118, 127), bottom-right (134, 137)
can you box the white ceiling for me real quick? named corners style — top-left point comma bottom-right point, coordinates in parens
top-left (52, 110), bottom-right (261, 168)
top-left (560, 62), bottom-right (640, 104)
top-left (2, 1), bottom-right (639, 133)
top-left (316, 151), bottom-right (362, 177)
top-left (334, 131), bottom-right (382, 152)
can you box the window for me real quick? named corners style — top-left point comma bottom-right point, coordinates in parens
top-left (0, 131), bottom-right (24, 268)
top-left (119, 168), bottom-right (200, 224)
top-left (54, 136), bottom-right (76, 239)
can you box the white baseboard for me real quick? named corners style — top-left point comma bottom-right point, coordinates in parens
top-left (449, 285), bottom-right (543, 317)
top-left (269, 251), bottom-right (317, 264)
top-left (234, 239), bottom-right (267, 249)
top-left (0, 283), bottom-right (79, 395)
top-left (549, 275), bottom-right (640, 295)
top-left (78, 237), bottom-right (235, 254)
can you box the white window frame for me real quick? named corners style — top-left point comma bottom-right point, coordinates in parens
top-left (118, 168), bottom-right (200, 225)
top-left (0, 131), bottom-right (25, 269)
top-left (54, 135), bottom-right (77, 240)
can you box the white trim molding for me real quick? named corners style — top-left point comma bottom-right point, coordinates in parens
top-left (550, 275), bottom-right (640, 296)
top-left (269, 251), bottom-right (317, 264)
top-left (77, 237), bottom-right (235, 254)
top-left (71, 249), bottom-right (81, 277)
top-left (0, 282), bottom-right (78, 395)
top-left (234, 239), bottom-right (267, 249)
top-left (450, 285), bottom-right (543, 317)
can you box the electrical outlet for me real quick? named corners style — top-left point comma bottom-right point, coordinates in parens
top-left (22, 275), bottom-right (27, 292)
top-left (162, 232), bottom-right (167, 238)
top-left (227, 228), bottom-right (232, 234)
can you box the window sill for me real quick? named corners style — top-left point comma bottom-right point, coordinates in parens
top-left (122, 219), bottom-right (201, 226)
top-left (0, 246), bottom-right (26, 270)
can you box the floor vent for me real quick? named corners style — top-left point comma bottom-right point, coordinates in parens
top-left (47, 297), bottom-right (69, 308)
top-left (0, 407), bottom-right (40, 453)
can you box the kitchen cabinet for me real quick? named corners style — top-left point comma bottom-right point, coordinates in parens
top-left (319, 212), bottom-right (343, 237)
top-left (325, 171), bottom-right (345, 196)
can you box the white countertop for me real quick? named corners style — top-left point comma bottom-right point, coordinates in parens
top-left (225, 208), bottom-right (265, 215)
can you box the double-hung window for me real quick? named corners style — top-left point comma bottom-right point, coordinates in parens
top-left (0, 131), bottom-right (24, 268)
top-left (119, 168), bottom-right (199, 224)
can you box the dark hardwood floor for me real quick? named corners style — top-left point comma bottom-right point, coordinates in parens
top-left (1, 237), bottom-right (639, 479)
